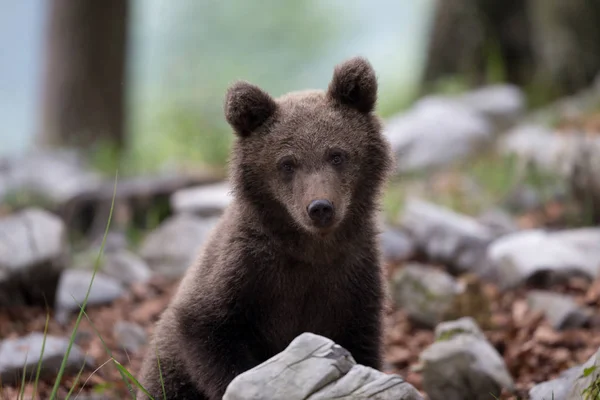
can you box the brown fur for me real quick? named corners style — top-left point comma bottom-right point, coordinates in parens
top-left (137, 56), bottom-right (394, 400)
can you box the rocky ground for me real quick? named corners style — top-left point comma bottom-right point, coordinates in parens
top-left (2, 263), bottom-right (600, 399)
top-left (2, 79), bottom-right (600, 399)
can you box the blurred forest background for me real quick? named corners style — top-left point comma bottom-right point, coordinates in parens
top-left (1, 0), bottom-right (431, 169)
top-left (3, 1), bottom-right (600, 399)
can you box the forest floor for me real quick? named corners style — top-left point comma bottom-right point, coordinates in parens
top-left (2, 260), bottom-right (600, 399)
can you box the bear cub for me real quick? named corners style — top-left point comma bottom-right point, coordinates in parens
top-left (137, 56), bottom-right (394, 400)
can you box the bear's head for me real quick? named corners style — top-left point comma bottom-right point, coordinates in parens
top-left (224, 57), bottom-right (394, 236)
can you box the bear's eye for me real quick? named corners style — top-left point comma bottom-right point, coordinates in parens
top-left (278, 157), bottom-right (296, 174)
top-left (329, 151), bottom-right (346, 166)
top-left (282, 162), bottom-right (294, 172)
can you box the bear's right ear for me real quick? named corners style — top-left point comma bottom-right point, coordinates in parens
top-left (224, 81), bottom-right (277, 137)
top-left (327, 56), bottom-right (377, 114)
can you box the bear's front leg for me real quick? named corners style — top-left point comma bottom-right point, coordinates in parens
top-left (175, 307), bottom-right (264, 400)
top-left (334, 306), bottom-right (384, 371)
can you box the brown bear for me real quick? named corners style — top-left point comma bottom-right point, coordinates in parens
top-left (137, 56), bottom-right (394, 400)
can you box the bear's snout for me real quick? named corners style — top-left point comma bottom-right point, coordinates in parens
top-left (307, 199), bottom-right (335, 227)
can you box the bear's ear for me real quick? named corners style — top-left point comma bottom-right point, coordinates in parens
top-left (327, 56), bottom-right (377, 114)
top-left (224, 81), bottom-right (277, 137)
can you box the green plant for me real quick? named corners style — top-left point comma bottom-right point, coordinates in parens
top-left (581, 365), bottom-right (600, 400)
top-left (8, 171), bottom-right (165, 399)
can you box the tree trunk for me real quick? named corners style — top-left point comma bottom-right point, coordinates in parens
top-left (37, 0), bottom-right (129, 151)
top-left (422, 0), bottom-right (600, 100)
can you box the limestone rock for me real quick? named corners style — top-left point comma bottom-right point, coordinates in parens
top-left (527, 290), bottom-right (592, 330)
top-left (139, 213), bottom-right (219, 278)
top-left (457, 84), bottom-right (525, 129)
top-left (102, 249), bottom-right (153, 286)
top-left (224, 332), bottom-right (423, 400)
top-left (170, 181), bottom-right (232, 216)
top-left (381, 227), bottom-right (416, 263)
top-left (391, 264), bottom-right (460, 328)
top-left (113, 321), bottom-right (147, 353)
top-left (400, 198), bottom-right (495, 275)
top-left (384, 97), bottom-right (493, 173)
top-left (55, 269), bottom-right (125, 324)
top-left (420, 317), bottom-right (515, 400)
top-left (0, 208), bottom-right (68, 307)
top-left (0, 332), bottom-right (91, 385)
top-left (486, 228), bottom-right (600, 289)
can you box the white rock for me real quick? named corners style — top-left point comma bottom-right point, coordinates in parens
top-left (457, 84), bottom-right (526, 129)
top-left (391, 264), bottom-right (461, 328)
top-left (487, 228), bottom-right (600, 289)
top-left (400, 198), bottom-right (495, 274)
top-left (420, 317), bottom-right (515, 400)
top-left (102, 249), bottom-right (153, 286)
top-left (224, 332), bottom-right (423, 400)
top-left (171, 181), bottom-right (232, 216)
top-left (113, 321), bottom-right (147, 353)
top-left (384, 97), bottom-right (493, 173)
top-left (0, 150), bottom-right (103, 206)
top-left (139, 213), bottom-right (219, 278)
top-left (0, 332), bottom-right (91, 384)
top-left (381, 227), bottom-right (416, 263)
top-left (529, 365), bottom-right (581, 400)
top-left (531, 345), bottom-right (600, 400)
top-left (527, 290), bottom-right (592, 330)
top-left (55, 269), bottom-right (125, 323)
top-left (0, 208), bottom-right (68, 306)
top-left (0, 208), bottom-right (67, 272)
top-left (499, 124), bottom-right (600, 177)
top-left (477, 208), bottom-right (519, 236)
top-left (566, 346), bottom-right (600, 400)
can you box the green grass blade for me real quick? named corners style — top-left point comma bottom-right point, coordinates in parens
top-left (31, 310), bottom-right (51, 397)
top-left (112, 359), bottom-right (154, 400)
top-left (48, 171), bottom-right (119, 400)
top-left (64, 355), bottom-right (90, 400)
top-left (18, 351), bottom-right (29, 400)
top-left (75, 304), bottom-right (135, 398)
top-left (72, 358), bottom-right (113, 400)
top-left (154, 345), bottom-right (166, 400)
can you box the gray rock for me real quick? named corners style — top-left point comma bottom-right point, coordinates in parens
top-left (391, 264), bottom-right (460, 328)
top-left (486, 228), bottom-right (600, 289)
top-left (420, 317), bottom-right (515, 400)
top-left (384, 97), bottom-right (493, 173)
top-left (0, 208), bottom-right (68, 307)
top-left (0, 332), bottom-right (92, 384)
top-left (0, 150), bottom-right (103, 207)
top-left (531, 345), bottom-right (600, 400)
top-left (102, 249), bottom-right (153, 286)
top-left (381, 227), bottom-right (416, 263)
top-left (499, 124), bottom-right (600, 181)
top-left (224, 332), bottom-right (423, 400)
top-left (529, 365), bottom-right (581, 400)
top-left (55, 269), bottom-right (125, 323)
top-left (139, 213), bottom-right (219, 278)
top-left (113, 321), bottom-right (147, 353)
top-left (527, 290), bottom-right (592, 330)
top-left (566, 346), bottom-right (600, 400)
top-left (504, 185), bottom-right (542, 213)
top-left (171, 181), bottom-right (232, 216)
top-left (477, 208), bottom-right (519, 236)
top-left (457, 84), bottom-right (525, 129)
top-left (400, 198), bottom-right (495, 274)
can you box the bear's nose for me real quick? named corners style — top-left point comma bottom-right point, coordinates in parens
top-left (307, 199), bottom-right (334, 226)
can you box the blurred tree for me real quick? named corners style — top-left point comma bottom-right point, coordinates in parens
top-left (37, 0), bottom-right (129, 152)
top-left (422, 0), bottom-right (600, 102)
top-left (129, 0), bottom-right (342, 168)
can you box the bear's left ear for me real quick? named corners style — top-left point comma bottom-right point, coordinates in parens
top-left (327, 56), bottom-right (377, 114)
top-left (224, 81), bottom-right (278, 137)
